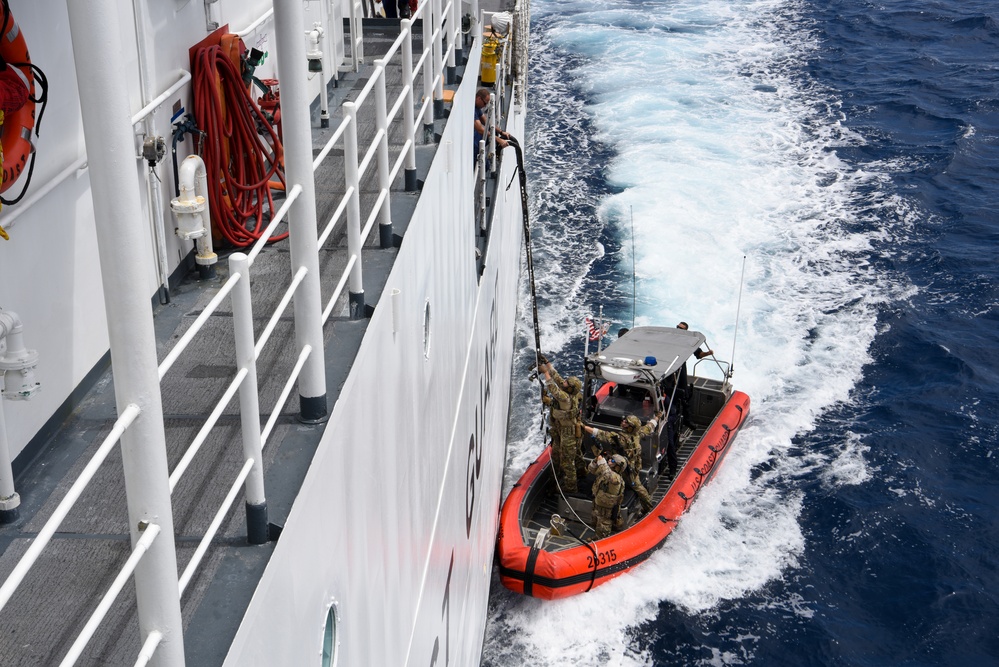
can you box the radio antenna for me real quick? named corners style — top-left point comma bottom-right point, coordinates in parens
top-left (728, 256), bottom-right (747, 385)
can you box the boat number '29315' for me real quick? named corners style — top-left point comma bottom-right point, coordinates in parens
top-left (586, 548), bottom-right (618, 568)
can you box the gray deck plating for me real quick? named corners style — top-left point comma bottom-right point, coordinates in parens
top-left (0, 20), bottom-right (509, 666)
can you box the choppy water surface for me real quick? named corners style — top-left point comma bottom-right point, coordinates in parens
top-left (485, 1), bottom-right (999, 664)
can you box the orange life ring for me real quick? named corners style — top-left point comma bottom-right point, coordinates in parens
top-left (0, 9), bottom-right (35, 195)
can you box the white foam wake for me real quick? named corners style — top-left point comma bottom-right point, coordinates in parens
top-left (487, 0), bottom-right (908, 663)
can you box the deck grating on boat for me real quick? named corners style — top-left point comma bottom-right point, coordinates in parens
top-left (523, 423), bottom-right (708, 552)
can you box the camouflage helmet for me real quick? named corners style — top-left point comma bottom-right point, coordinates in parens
top-left (566, 376), bottom-right (582, 394)
top-left (610, 455), bottom-right (628, 472)
top-left (625, 415), bottom-right (642, 431)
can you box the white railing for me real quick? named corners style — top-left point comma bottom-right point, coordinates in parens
top-left (474, 33), bottom-right (512, 226)
top-left (0, 0), bottom-right (472, 662)
top-left (0, 405), bottom-right (149, 665)
top-left (59, 522), bottom-right (162, 667)
top-left (310, 0), bottom-right (455, 320)
top-left (0, 404), bottom-right (143, 612)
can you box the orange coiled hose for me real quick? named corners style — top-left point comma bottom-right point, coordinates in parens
top-left (192, 43), bottom-right (287, 247)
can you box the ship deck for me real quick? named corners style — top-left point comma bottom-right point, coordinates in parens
top-left (0, 13), bottom-right (514, 666)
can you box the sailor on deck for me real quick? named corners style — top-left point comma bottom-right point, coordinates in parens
top-left (587, 453), bottom-right (626, 539)
top-left (541, 360), bottom-right (586, 493)
top-left (584, 414), bottom-right (659, 516)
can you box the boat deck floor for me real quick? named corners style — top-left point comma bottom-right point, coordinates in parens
top-left (523, 425), bottom-right (705, 550)
top-left (0, 21), bottom-right (508, 667)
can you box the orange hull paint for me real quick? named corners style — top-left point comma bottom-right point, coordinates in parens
top-left (497, 391), bottom-right (750, 599)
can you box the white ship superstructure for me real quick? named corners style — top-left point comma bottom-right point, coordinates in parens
top-left (0, 0), bottom-right (528, 664)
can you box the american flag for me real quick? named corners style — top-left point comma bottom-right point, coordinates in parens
top-left (585, 317), bottom-right (609, 341)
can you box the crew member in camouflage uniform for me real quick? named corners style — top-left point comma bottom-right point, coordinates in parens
top-left (587, 453), bottom-right (625, 539)
top-left (584, 413), bottom-right (658, 515)
top-left (541, 361), bottom-right (585, 493)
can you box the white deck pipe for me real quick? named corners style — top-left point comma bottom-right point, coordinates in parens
top-left (307, 24), bottom-right (330, 128)
top-left (350, 0), bottom-right (363, 71)
top-left (172, 155), bottom-right (218, 278)
top-left (131, 0), bottom-right (172, 305)
top-left (0, 309), bottom-right (38, 523)
top-left (273, 0), bottom-right (330, 422)
top-left (319, 0), bottom-right (339, 87)
top-left (0, 397), bottom-right (18, 523)
top-left (66, 1), bottom-right (186, 663)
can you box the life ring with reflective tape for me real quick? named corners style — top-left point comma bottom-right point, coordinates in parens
top-left (0, 6), bottom-right (35, 195)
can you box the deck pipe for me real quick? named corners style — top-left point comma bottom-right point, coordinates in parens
top-left (172, 155), bottom-right (218, 280)
top-left (132, 0), bottom-right (172, 305)
top-left (318, 0), bottom-right (340, 89)
top-left (0, 309), bottom-right (38, 523)
top-left (307, 25), bottom-right (330, 129)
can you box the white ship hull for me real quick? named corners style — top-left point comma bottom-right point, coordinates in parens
top-left (226, 70), bottom-right (525, 667)
top-left (0, 0), bottom-right (526, 663)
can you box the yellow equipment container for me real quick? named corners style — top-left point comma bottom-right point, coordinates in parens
top-left (480, 38), bottom-right (499, 85)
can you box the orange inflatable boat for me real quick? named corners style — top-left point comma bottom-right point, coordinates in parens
top-left (497, 326), bottom-right (751, 599)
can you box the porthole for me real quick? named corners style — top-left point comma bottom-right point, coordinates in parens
top-left (321, 602), bottom-right (339, 666)
top-left (423, 299), bottom-right (432, 359)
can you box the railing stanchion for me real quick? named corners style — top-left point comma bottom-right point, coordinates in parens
top-left (344, 102), bottom-right (366, 318)
top-left (447, 0), bottom-right (458, 84)
top-left (229, 253), bottom-right (269, 544)
top-left (374, 60), bottom-right (394, 248)
top-left (351, 0), bottom-right (363, 71)
top-left (401, 19), bottom-right (419, 190)
top-left (274, 0), bottom-right (329, 422)
top-left (432, 0), bottom-right (444, 117)
top-left (65, 1), bottom-right (185, 662)
top-left (421, 0), bottom-right (435, 139)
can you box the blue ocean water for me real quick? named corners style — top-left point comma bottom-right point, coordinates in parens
top-left (484, 0), bottom-right (999, 665)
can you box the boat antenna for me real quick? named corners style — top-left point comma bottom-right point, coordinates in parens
top-left (630, 206), bottom-right (636, 328)
top-left (728, 255), bottom-right (747, 384)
